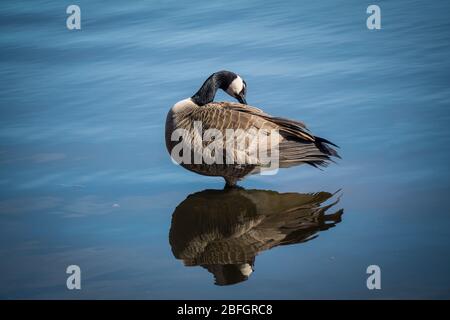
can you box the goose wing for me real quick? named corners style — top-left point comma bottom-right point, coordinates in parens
top-left (216, 102), bottom-right (315, 142)
top-left (187, 102), bottom-right (282, 166)
top-left (190, 102), bottom-right (276, 132)
top-left (215, 103), bottom-right (340, 168)
top-left (184, 102), bottom-right (338, 170)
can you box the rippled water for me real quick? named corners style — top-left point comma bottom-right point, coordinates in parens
top-left (1, 0), bottom-right (450, 299)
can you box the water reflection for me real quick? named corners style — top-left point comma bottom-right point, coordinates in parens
top-left (169, 188), bottom-right (343, 286)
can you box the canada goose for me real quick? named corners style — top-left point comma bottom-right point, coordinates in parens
top-left (169, 188), bottom-right (343, 286)
top-left (165, 70), bottom-right (340, 187)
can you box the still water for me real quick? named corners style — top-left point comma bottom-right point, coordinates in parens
top-left (1, 0), bottom-right (450, 299)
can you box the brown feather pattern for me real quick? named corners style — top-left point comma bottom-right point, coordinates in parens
top-left (165, 101), bottom-right (340, 185)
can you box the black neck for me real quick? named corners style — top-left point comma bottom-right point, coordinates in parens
top-left (191, 73), bottom-right (223, 106)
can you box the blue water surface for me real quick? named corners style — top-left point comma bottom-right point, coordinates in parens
top-left (0, 0), bottom-right (450, 299)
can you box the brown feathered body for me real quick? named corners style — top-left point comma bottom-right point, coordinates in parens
top-left (165, 99), bottom-right (339, 186)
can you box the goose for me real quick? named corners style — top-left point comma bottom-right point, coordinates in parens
top-left (165, 70), bottom-right (340, 187)
top-left (169, 188), bottom-right (343, 285)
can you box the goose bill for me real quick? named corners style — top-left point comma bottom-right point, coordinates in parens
top-left (237, 96), bottom-right (247, 104)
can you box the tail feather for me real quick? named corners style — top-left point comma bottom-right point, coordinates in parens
top-left (314, 136), bottom-right (341, 159)
top-left (278, 135), bottom-right (340, 169)
top-left (259, 114), bottom-right (340, 170)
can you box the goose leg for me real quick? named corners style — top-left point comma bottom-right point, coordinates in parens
top-left (224, 177), bottom-right (238, 188)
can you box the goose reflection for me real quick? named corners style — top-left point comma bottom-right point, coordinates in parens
top-left (169, 188), bottom-right (343, 286)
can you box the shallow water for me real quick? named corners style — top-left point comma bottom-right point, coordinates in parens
top-left (1, 0), bottom-right (450, 299)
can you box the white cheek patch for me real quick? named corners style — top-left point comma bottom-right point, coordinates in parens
top-left (226, 76), bottom-right (244, 96)
top-left (239, 263), bottom-right (253, 277)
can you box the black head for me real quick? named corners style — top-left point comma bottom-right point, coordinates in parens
top-left (216, 70), bottom-right (247, 104)
top-left (192, 70), bottom-right (248, 106)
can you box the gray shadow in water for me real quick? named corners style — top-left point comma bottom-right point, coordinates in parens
top-left (169, 188), bottom-right (344, 286)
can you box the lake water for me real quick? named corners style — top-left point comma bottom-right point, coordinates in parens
top-left (1, 0), bottom-right (450, 299)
